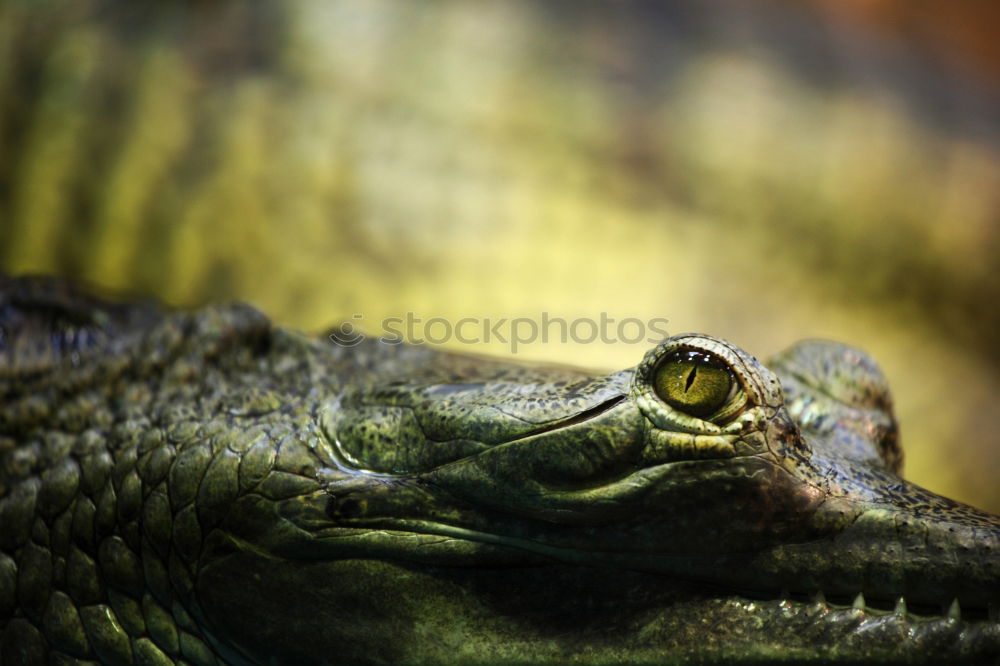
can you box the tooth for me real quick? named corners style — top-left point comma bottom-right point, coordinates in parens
top-left (989, 602), bottom-right (998, 622)
top-left (852, 592), bottom-right (865, 610)
top-left (780, 587), bottom-right (790, 600)
top-left (812, 591), bottom-right (826, 606)
top-left (946, 598), bottom-right (961, 621)
top-left (894, 596), bottom-right (907, 616)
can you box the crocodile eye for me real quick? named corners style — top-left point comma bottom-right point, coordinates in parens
top-left (653, 350), bottom-right (734, 419)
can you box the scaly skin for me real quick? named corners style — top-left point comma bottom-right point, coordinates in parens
top-left (1, 276), bottom-right (998, 665)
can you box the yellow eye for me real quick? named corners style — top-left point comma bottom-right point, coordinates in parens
top-left (653, 350), bottom-right (734, 419)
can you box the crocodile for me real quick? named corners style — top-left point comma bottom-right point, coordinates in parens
top-left (1, 276), bottom-right (999, 665)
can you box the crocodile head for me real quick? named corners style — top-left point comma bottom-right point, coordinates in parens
top-left (192, 332), bottom-right (1000, 664)
top-left (2, 279), bottom-right (998, 664)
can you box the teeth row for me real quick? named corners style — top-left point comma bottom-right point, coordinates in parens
top-left (802, 592), bottom-right (1000, 621)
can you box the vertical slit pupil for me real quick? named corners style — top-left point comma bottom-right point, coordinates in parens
top-left (685, 366), bottom-right (697, 392)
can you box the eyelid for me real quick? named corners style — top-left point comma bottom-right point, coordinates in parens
top-left (632, 334), bottom-right (783, 435)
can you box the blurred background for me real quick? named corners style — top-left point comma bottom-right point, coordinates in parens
top-left (1, 0), bottom-right (998, 510)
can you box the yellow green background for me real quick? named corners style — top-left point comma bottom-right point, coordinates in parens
top-left (2, 1), bottom-right (998, 510)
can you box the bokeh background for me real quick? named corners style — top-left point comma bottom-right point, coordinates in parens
top-left (1, 1), bottom-right (998, 510)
